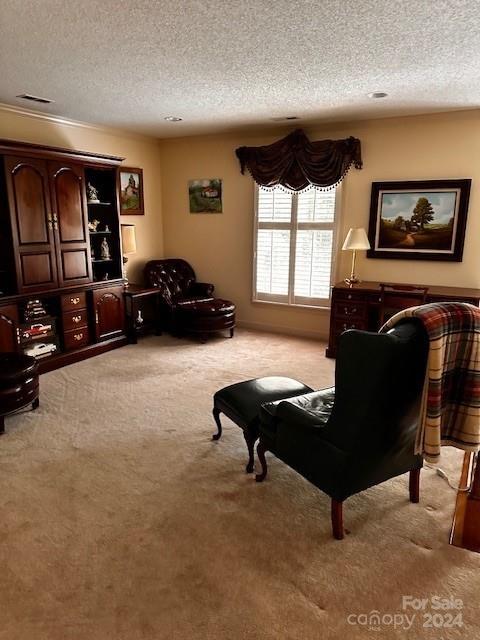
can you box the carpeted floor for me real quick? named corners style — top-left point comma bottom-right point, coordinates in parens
top-left (1, 330), bottom-right (479, 640)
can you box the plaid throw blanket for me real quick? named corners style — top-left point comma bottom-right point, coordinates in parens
top-left (381, 302), bottom-right (480, 462)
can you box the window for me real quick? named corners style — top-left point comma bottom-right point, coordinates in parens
top-left (253, 185), bottom-right (339, 307)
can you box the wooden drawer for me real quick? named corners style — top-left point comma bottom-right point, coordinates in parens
top-left (63, 309), bottom-right (88, 331)
top-left (334, 290), bottom-right (365, 302)
top-left (332, 318), bottom-right (367, 336)
top-left (63, 327), bottom-right (90, 350)
top-left (333, 301), bottom-right (366, 319)
top-left (367, 293), bottom-right (383, 304)
top-left (61, 291), bottom-right (87, 312)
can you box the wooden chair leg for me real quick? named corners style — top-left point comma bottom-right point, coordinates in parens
top-left (32, 397), bottom-right (39, 411)
top-left (212, 407), bottom-right (222, 441)
top-left (255, 439), bottom-right (268, 482)
top-left (331, 499), bottom-right (344, 540)
top-left (0, 416), bottom-right (4, 435)
top-left (229, 327), bottom-right (234, 338)
top-left (243, 430), bottom-right (256, 474)
top-left (409, 468), bottom-right (421, 503)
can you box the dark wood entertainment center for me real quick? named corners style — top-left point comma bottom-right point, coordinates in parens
top-left (0, 139), bottom-right (127, 372)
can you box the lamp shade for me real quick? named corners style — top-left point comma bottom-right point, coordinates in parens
top-left (342, 227), bottom-right (370, 251)
top-left (121, 224), bottom-right (137, 254)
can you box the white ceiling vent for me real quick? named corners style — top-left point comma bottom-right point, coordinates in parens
top-left (270, 116), bottom-right (300, 122)
top-left (16, 93), bottom-right (54, 104)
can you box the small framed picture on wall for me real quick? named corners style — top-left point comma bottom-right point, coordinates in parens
top-left (188, 179), bottom-right (223, 213)
top-left (120, 167), bottom-right (144, 215)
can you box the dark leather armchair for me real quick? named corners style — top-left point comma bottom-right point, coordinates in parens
top-left (144, 259), bottom-right (236, 339)
top-left (144, 258), bottom-right (214, 331)
top-left (145, 259), bottom-right (214, 303)
top-left (257, 319), bottom-right (429, 539)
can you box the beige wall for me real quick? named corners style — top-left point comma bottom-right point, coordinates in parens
top-left (159, 110), bottom-right (480, 338)
top-left (0, 106), bottom-right (163, 284)
top-left (3, 105), bottom-right (479, 340)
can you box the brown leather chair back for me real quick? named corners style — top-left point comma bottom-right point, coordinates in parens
top-left (144, 259), bottom-right (196, 307)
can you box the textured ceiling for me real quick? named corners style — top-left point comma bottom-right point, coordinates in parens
top-left (1, 0), bottom-right (480, 138)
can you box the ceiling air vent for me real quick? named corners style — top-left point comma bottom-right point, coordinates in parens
top-left (16, 93), bottom-right (54, 104)
top-left (270, 116), bottom-right (300, 122)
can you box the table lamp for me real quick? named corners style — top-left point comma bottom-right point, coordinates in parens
top-left (121, 224), bottom-right (137, 286)
top-left (342, 227), bottom-right (370, 285)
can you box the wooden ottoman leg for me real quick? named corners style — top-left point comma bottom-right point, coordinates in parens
top-left (409, 468), bottom-right (421, 503)
top-left (331, 499), bottom-right (344, 540)
top-left (243, 430), bottom-right (257, 474)
top-left (0, 416), bottom-right (4, 435)
top-left (255, 439), bottom-right (268, 482)
top-left (229, 327), bottom-right (234, 338)
top-left (212, 407), bottom-right (222, 441)
top-left (32, 397), bottom-right (39, 411)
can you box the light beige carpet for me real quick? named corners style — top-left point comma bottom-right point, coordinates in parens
top-left (1, 330), bottom-right (479, 640)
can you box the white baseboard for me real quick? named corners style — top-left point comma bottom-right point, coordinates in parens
top-left (236, 320), bottom-right (328, 341)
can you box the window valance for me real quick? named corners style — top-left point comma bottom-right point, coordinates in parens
top-left (235, 129), bottom-right (362, 192)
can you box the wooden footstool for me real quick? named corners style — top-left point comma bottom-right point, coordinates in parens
top-left (212, 376), bottom-right (313, 472)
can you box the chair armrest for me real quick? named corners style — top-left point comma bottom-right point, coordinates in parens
top-left (272, 387), bottom-right (335, 433)
top-left (275, 395), bottom-right (348, 468)
top-left (189, 282), bottom-right (215, 296)
top-left (276, 401), bottom-right (330, 433)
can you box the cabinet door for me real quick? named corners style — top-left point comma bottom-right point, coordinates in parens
top-left (4, 156), bottom-right (58, 292)
top-left (0, 304), bottom-right (19, 352)
top-left (92, 286), bottom-right (125, 341)
top-left (48, 161), bottom-right (93, 288)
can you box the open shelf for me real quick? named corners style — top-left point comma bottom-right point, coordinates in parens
top-left (85, 166), bottom-right (122, 282)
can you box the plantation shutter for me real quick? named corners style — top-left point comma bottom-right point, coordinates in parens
top-left (294, 190), bottom-right (336, 302)
top-left (255, 189), bottom-right (292, 300)
top-left (254, 186), bottom-right (338, 306)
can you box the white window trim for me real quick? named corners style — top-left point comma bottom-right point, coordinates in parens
top-left (252, 184), bottom-right (342, 309)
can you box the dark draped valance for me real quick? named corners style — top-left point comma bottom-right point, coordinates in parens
top-left (235, 129), bottom-right (362, 192)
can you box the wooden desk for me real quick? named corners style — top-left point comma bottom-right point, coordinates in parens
top-left (326, 281), bottom-right (480, 358)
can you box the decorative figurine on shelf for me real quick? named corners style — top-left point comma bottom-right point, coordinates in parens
top-left (88, 219), bottom-right (100, 232)
top-left (102, 273), bottom-right (109, 281)
top-left (104, 224), bottom-right (110, 233)
top-left (87, 182), bottom-right (100, 204)
top-left (100, 237), bottom-right (111, 260)
top-left (136, 310), bottom-right (144, 326)
top-left (91, 245), bottom-right (96, 260)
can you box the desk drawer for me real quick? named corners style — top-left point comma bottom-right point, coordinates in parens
top-left (63, 309), bottom-right (88, 331)
top-left (334, 290), bottom-right (365, 302)
top-left (332, 318), bottom-right (367, 336)
top-left (61, 292), bottom-right (87, 312)
top-left (64, 327), bottom-right (90, 350)
top-left (333, 301), bottom-right (366, 319)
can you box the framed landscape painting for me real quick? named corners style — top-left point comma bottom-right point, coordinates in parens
top-left (188, 179), bottom-right (222, 213)
top-left (367, 179), bottom-right (471, 261)
top-left (120, 167), bottom-right (144, 215)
